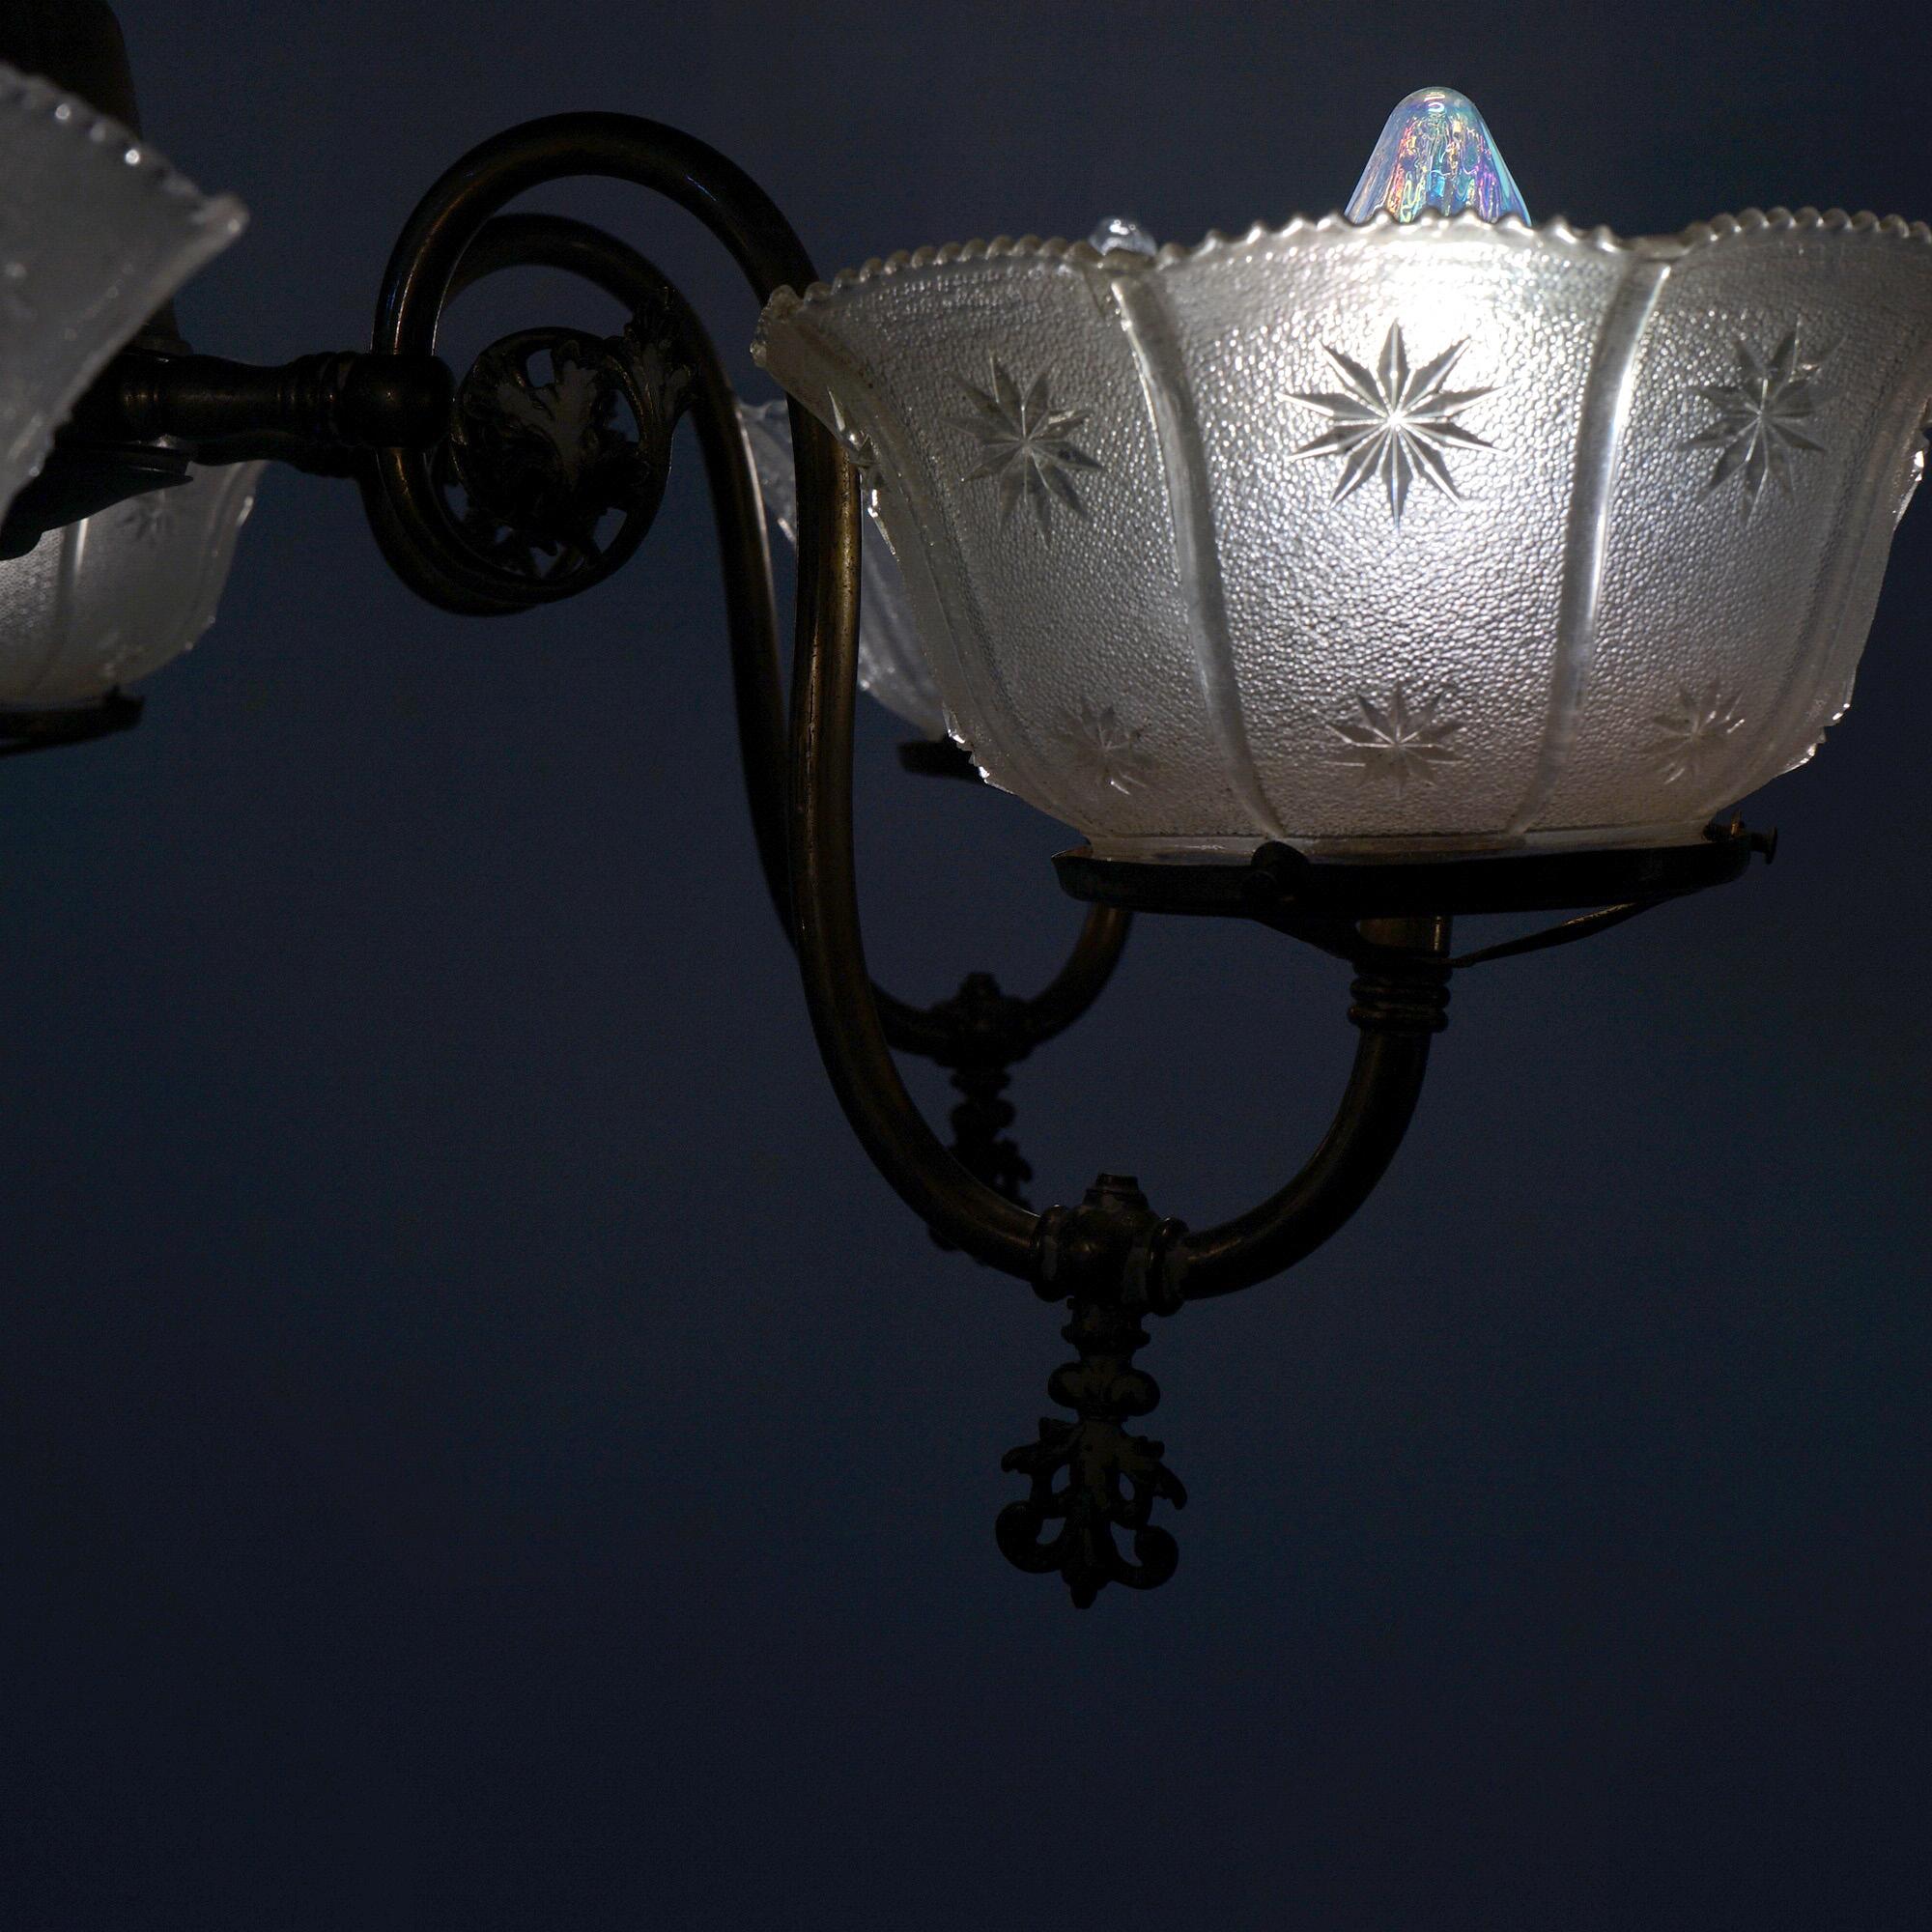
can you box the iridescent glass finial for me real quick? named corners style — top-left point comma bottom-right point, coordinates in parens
top-left (1345, 87), bottom-right (1528, 224)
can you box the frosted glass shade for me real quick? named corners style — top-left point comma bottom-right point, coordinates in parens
top-left (756, 210), bottom-right (1932, 859)
top-left (0, 461), bottom-right (263, 706)
top-left (0, 62), bottom-right (246, 532)
top-left (736, 398), bottom-right (945, 737)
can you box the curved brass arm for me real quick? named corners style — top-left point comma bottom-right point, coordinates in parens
top-left (1170, 930), bottom-right (1450, 1302)
top-left (359, 117), bottom-right (1082, 1270)
top-left (438, 212), bottom-right (791, 922)
top-left (1173, 1037), bottom-right (1435, 1298)
top-left (432, 204), bottom-right (1129, 1081)
top-left (788, 421), bottom-right (1042, 1271)
top-left (1021, 905), bottom-right (1135, 1046)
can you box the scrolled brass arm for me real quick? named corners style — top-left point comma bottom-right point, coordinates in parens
top-left (435, 210), bottom-right (794, 927)
top-left (786, 416), bottom-right (1044, 1272)
top-left (362, 122), bottom-right (1128, 1107)
top-left (438, 212), bottom-right (1128, 1190)
top-left (358, 113), bottom-right (1111, 1270)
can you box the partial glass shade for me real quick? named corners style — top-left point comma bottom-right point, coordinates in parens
top-left (0, 462), bottom-right (263, 705)
top-left (1347, 87), bottom-right (1528, 224)
top-left (737, 215), bottom-right (1160, 744)
top-left (737, 398), bottom-right (946, 738)
top-left (756, 210), bottom-right (1932, 860)
top-left (0, 62), bottom-right (247, 530)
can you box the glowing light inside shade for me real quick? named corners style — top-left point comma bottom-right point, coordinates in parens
top-left (1345, 87), bottom-right (1528, 225)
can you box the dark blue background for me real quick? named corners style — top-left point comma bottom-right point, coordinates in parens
top-left (4, 3), bottom-right (1928, 1925)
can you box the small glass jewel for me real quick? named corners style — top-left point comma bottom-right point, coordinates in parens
top-left (1345, 87), bottom-right (1528, 225)
top-left (1088, 214), bottom-right (1157, 257)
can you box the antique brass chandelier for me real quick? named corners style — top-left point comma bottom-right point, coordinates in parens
top-left (6, 10), bottom-right (1926, 1604)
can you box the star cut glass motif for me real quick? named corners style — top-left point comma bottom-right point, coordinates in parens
top-left (1684, 329), bottom-right (1827, 520)
top-left (951, 357), bottom-right (1101, 540)
top-left (1292, 324), bottom-right (1493, 526)
top-left (0, 261), bottom-right (32, 327)
top-left (1057, 698), bottom-right (1153, 797)
top-left (96, 630), bottom-right (135, 683)
top-left (120, 493), bottom-right (172, 544)
top-left (1644, 685), bottom-right (1747, 785)
top-left (1328, 685), bottom-right (1464, 790)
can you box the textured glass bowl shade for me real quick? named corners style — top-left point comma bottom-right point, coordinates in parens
top-left (736, 399), bottom-right (945, 736)
top-left (0, 62), bottom-right (246, 529)
top-left (0, 461), bottom-right (263, 706)
top-left (756, 210), bottom-right (1932, 860)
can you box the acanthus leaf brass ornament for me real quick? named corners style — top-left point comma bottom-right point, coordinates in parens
top-left (447, 320), bottom-right (684, 591)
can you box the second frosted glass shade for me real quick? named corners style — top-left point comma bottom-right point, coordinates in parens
top-left (756, 211), bottom-right (1932, 860)
top-left (0, 61), bottom-right (246, 531)
top-left (0, 463), bottom-right (264, 706)
top-left (0, 60), bottom-right (251, 710)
